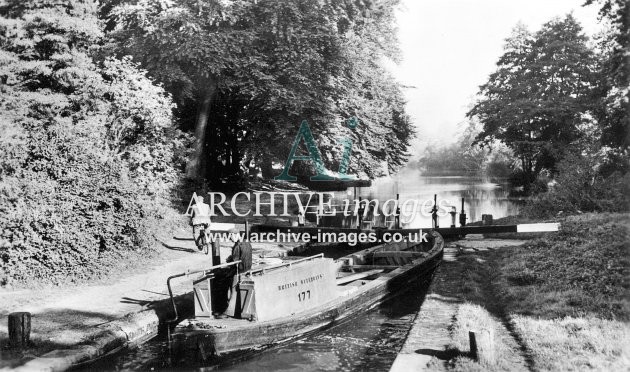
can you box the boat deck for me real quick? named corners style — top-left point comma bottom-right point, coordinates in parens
top-left (181, 250), bottom-right (425, 330)
top-left (182, 270), bottom-right (387, 328)
top-left (171, 232), bottom-right (443, 360)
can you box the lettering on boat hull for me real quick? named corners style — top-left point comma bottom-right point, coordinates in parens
top-left (236, 258), bottom-right (337, 322)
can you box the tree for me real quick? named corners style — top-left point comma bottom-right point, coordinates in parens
top-left (585, 0), bottom-right (629, 172)
top-left (417, 120), bottom-right (512, 178)
top-left (0, 0), bottom-right (186, 285)
top-left (107, 0), bottom-right (413, 183)
top-left (467, 16), bottom-right (599, 190)
top-left (108, 0), bottom-right (256, 178)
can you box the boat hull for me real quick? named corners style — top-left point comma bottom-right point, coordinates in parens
top-left (171, 232), bottom-right (444, 363)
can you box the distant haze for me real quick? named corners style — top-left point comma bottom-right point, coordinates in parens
top-left (389, 0), bottom-right (603, 159)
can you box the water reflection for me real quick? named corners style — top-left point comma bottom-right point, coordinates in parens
top-left (331, 169), bottom-right (520, 228)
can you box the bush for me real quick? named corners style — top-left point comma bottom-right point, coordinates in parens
top-left (485, 159), bottom-right (512, 179)
top-left (0, 0), bottom-right (189, 287)
top-left (522, 153), bottom-right (630, 218)
top-left (0, 132), bottom-right (154, 285)
top-left (83, 56), bottom-right (192, 194)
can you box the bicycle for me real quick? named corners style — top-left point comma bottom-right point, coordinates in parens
top-left (193, 223), bottom-right (211, 255)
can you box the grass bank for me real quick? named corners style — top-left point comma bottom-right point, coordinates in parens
top-left (436, 212), bottom-right (629, 371)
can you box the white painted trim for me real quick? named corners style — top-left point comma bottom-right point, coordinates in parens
top-left (516, 223), bottom-right (560, 233)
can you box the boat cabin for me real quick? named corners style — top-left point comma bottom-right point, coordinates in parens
top-left (189, 239), bottom-right (434, 324)
top-left (193, 255), bottom-right (337, 322)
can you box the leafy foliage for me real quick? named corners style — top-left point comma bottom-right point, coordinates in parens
top-left (107, 0), bottom-right (413, 183)
top-left (585, 0), bottom-right (629, 173)
top-left (467, 16), bottom-right (599, 188)
top-left (0, 0), bottom-right (187, 286)
top-left (522, 152), bottom-right (629, 217)
top-left (417, 121), bottom-right (513, 178)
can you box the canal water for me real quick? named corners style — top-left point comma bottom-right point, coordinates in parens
top-left (96, 281), bottom-right (430, 371)
top-left (332, 169), bottom-right (520, 228)
top-left (96, 172), bottom-right (519, 371)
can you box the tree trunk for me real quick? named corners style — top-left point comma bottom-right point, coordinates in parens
top-left (261, 156), bottom-right (274, 179)
top-left (186, 81), bottom-right (217, 179)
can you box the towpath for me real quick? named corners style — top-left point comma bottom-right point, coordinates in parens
top-left (390, 236), bottom-right (530, 372)
top-left (0, 226), bottom-right (300, 371)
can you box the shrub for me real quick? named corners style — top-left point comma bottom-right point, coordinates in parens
top-left (522, 153), bottom-right (630, 218)
top-left (82, 56), bottom-right (192, 194)
top-left (0, 0), bottom-right (189, 286)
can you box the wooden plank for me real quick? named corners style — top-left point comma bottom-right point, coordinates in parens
top-left (336, 269), bottom-right (384, 285)
top-left (341, 264), bottom-right (401, 270)
top-left (372, 251), bottom-right (427, 258)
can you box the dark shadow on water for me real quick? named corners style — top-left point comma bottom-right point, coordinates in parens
top-left (90, 268), bottom-right (439, 372)
top-left (349, 280), bottom-right (432, 371)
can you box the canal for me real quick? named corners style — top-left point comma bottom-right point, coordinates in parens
top-left (92, 280), bottom-right (431, 371)
top-left (333, 169), bottom-right (520, 229)
top-left (94, 172), bottom-right (520, 371)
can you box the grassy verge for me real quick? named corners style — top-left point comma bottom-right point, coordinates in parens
top-left (511, 315), bottom-right (630, 371)
top-left (447, 304), bottom-right (522, 372)
top-left (497, 213), bottom-right (629, 319)
top-left (435, 212), bottom-right (629, 371)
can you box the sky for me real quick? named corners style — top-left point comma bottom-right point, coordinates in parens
top-left (389, 0), bottom-right (603, 158)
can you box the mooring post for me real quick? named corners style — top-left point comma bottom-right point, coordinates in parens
top-left (395, 193), bottom-right (401, 229)
top-left (469, 328), bottom-right (496, 365)
top-left (469, 330), bottom-right (477, 358)
top-left (430, 194), bottom-right (439, 228)
top-left (357, 196), bottom-right (369, 229)
top-left (8, 312), bottom-right (31, 349)
top-left (459, 197), bottom-right (467, 227)
top-left (449, 206), bottom-right (457, 228)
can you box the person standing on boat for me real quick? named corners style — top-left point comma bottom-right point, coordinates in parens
top-left (213, 230), bottom-right (252, 318)
top-left (226, 228), bottom-right (252, 273)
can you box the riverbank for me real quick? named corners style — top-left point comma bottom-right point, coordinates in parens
top-left (3, 204), bottom-right (626, 371)
top-left (0, 227), bottom-right (302, 371)
top-left (392, 212), bottom-right (630, 371)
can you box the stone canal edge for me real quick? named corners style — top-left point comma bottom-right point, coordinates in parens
top-left (390, 237), bottom-right (530, 372)
top-left (2, 235), bottom-right (527, 371)
top-left (7, 308), bottom-right (164, 372)
top-left (0, 227), bottom-right (303, 372)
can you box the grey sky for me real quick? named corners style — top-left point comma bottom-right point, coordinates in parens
top-left (389, 0), bottom-right (603, 158)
